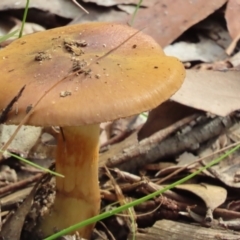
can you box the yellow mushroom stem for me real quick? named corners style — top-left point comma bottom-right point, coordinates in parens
top-left (40, 124), bottom-right (100, 238)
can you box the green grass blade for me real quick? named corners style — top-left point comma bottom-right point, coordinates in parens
top-left (0, 0), bottom-right (29, 43)
top-left (18, 0), bottom-right (30, 38)
top-left (130, 0), bottom-right (143, 26)
top-left (0, 150), bottom-right (64, 178)
top-left (0, 30), bottom-right (19, 43)
top-left (45, 144), bottom-right (240, 240)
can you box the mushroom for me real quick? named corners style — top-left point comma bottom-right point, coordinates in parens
top-left (0, 22), bottom-right (185, 238)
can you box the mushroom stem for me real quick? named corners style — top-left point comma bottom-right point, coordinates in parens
top-left (40, 124), bottom-right (100, 238)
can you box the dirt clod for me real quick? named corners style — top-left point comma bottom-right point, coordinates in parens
top-left (63, 38), bottom-right (87, 56)
top-left (59, 91), bottom-right (72, 97)
top-left (34, 52), bottom-right (52, 61)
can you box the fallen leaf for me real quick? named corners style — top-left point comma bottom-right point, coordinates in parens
top-left (229, 51), bottom-right (240, 67)
top-left (81, 0), bottom-right (154, 7)
top-left (0, 125), bottom-right (42, 158)
top-left (0, 185), bottom-right (37, 240)
top-left (164, 35), bottom-right (228, 62)
top-left (117, 4), bottom-right (138, 14)
top-left (155, 152), bottom-right (199, 177)
top-left (171, 70), bottom-right (240, 116)
top-left (176, 152), bottom-right (199, 167)
top-left (194, 19), bottom-right (232, 49)
top-left (123, 0), bottom-right (227, 47)
top-left (7, 20), bottom-right (45, 39)
top-left (199, 123), bottom-right (240, 188)
top-left (0, 165), bottom-right (17, 183)
top-left (225, 0), bottom-right (240, 39)
top-left (175, 184), bottom-right (227, 210)
top-left (71, 0), bottom-right (227, 48)
top-left (1, 187), bottom-right (32, 210)
top-left (138, 101), bottom-right (198, 140)
top-left (70, 6), bottom-right (128, 25)
top-left (0, 0), bottom-right (81, 19)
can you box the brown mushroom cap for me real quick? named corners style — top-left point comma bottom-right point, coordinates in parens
top-left (0, 22), bottom-right (185, 126)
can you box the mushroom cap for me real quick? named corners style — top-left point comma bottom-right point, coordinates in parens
top-left (0, 22), bottom-right (185, 126)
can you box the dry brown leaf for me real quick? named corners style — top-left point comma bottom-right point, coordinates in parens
top-left (212, 157), bottom-right (240, 188)
top-left (225, 0), bottom-right (240, 39)
top-left (2, 19), bottom-right (45, 39)
top-left (175, 184), bottom-right (227, 210)
top-left (0, 0), bottom-right (81, 19)
top-left (1, 187), bottom-right (32, 210)
top-left (0, 165), bottom-right (17, 183)
top-left (72, 0), bottom-right (227, 47)
top-left (82, 0), bottom-right (154, 7)
top-left (0, 125), bottom-right (42, 158)
top-left (70, 6), bottom-right (128, 26)
top-left (155, 152), bottom-right (199, 177)
top-left (176, 152), bottom-right (199, 167)
top-left (194, 19), bottom-right (232, 49)
top-left (122, 0), bottom-right (227, 47)
top-left (229, 51), bottom-right (240, 67)
top-left (164, 35), bottom-right (228, 62)
top-left (117, 4), bottom-right (139, 14)
top-left (1, 185), bottom-right (37, 240)
top-left (138, 101), bottom-right (198, 140)
top-left (171, 70), bottom-right (240, 116)
top-left (198, 123), bottom-right (240, 188)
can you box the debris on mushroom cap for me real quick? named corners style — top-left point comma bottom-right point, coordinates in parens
top-left (34, 51), bottom-right (52, 61)
top-left (59, 91), bottom-right (72, 97)
top-left (0, 22), bottom-right (185, 127)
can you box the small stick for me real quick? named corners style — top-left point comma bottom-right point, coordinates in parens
top-left (0, 173), bottom-right (42, 195)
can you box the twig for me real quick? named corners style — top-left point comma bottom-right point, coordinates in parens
top-left (0, 173), bottom-right (42, 195)
top-left (100, 129), bottom-right (136, 149)
top-left (101, 116), bottom-right (140, 149)
top-left (100, 114), bottom-right (199, 171)
top-left (109, 169), bottom-right (196, 205)
top-left (102, 115), bottom-right (235, 172)
top-left (104, 167), bottom-right (136, 232)
top-left (156, 141), bottom-right (240, 184)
